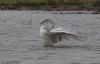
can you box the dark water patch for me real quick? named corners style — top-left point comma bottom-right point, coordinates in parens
top-left (18, 20), bottom-right (32, 26)
top-left (46, 52), bottom-right (57, 55)
top-left (0, 19), bottom-right (7, 24)
top-left (28, 46), bottom-right (45, 51)
top-left (60, 20), bottom-right (67, 23)
top-left (96, 52), bottom-right (100, 54)
top-left (37, 55), bottom-right (51, 60)
top-left (44, 45), bottom-right (92, 50)
top-left (92, 47), bottom-right (100, 51)
top-left (0, 49), bottom-right (15, 52)
top-left (95, 39), bottom-right (100, 41)
top-left (0, 48), bottom-right (29, 54)
top-left (94, 17), bottom-right (100, 20)
top-left (91, 63), bottom-right (100, 64)
top-left (1, 61), bottom-right (20, 64)
top-left (0, 43), bottom-right (6, 48)
top-left (71, 24), bottom-right (79, 27)
top-left (15, 50), bottom-right (29, 53)
top-left (19, 39), bottom-right (38, 42)
top-left (0, 33), bottom-right (9, 35)
top-left (28, 44), bottom-right (93, 52)
top-left (69, 62), bottom-right (81, 64)
top-left (84, 57), bottom-right (96, 59)
top-left (90, 47), bottom-right (100, 54)
top-left (22, 56), bottom-right (34, 60)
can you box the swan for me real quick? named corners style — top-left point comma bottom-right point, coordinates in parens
top-left (40, 19), bottom-right (85, 47)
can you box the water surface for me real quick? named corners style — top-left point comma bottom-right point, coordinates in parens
top-left (0, 11), bottom-right (100, 64)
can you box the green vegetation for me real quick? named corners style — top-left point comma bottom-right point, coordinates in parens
top-left (93, 0), bottom-right (100, 6)
top-left (0, 0), bottom-right (99, 7)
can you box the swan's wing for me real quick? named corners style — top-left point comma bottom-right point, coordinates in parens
top-left (50, 27), bottom-right (86, 41)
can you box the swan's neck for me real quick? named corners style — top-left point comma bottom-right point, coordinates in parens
top-left (40, 25), bottom-right (53, 32)
top-left (40, 26), bottom-right (47, 32)
top-left (40, 26), bottom-right (50, 39)
top-left (40, 26), bottom-right (50, 35)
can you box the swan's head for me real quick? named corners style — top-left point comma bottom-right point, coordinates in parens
top-left (40, 19), bottom-right (55, 30)
top-left (40, 19), bottom-right (53, 25)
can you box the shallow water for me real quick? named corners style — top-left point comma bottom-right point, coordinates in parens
top-left (0, 10), bottom-right (100, 64)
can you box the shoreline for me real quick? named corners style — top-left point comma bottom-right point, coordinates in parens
top-left (0, 6), bottom-right (100, 14)
top-left (0, 6), bottom-right (100, 11)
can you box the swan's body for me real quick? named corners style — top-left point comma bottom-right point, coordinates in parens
top-left (40, 19), bottom-right (84, 47)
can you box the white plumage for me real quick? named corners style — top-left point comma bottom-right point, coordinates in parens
top-left (40, 19), bottom-right (85, 47)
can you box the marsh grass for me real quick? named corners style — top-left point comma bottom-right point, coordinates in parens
top-left (0, 0), bottom-right (99, 6)
top-left (93, 0), bottom-right (100, 6)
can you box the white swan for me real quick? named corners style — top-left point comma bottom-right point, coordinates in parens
top-left (40, 19), bottom-right (85, 47)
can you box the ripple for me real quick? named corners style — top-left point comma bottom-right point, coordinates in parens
top-left (91, 63), bottom-right (100, 64)
top-left (19, 39), bottom-right (38, 42)
top-left (44, 45), bottom-right (92, 49)
top-left (37, 55), bottom-right (51, 60)
top-left (1, 61), bottom-right (20, 64)
top-left (22, 57), bottom-right (34, 60)
top-left (70, 62), bottom-right (81, 64)
top-left (0, 33), bottom-right (9, 35)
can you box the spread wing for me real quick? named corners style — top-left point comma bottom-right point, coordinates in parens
top-left (49, 27), bottom-right (86, 42)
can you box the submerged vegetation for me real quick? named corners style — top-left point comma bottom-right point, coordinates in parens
top-left (0, 0), bottom-right (100, 10)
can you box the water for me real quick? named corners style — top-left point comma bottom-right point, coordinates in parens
top-left (0, 10), bottom-right (100, 64)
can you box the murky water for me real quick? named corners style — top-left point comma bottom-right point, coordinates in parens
top-left (0, 10), bottom-right (100, 64)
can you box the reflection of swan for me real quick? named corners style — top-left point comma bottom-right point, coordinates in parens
top-left (40, 19), bottom-right (85, 47)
